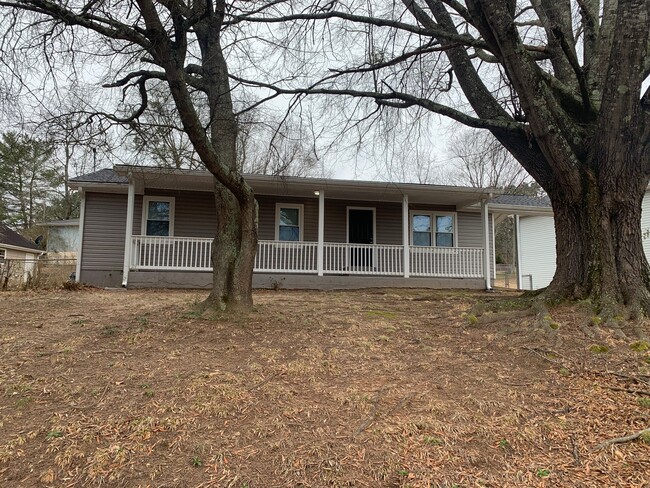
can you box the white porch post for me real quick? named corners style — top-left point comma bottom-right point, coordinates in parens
top-left (317, 190), bottom-right (325, 276)
top-left (402, 194), bottom-right (410, 278)
top-left (514, 214), bottom-right (523, 290)
top-left (481, 198), bottom-right (492, 290)
top-left (75, 189), bottom-right (86, 283)
top-left (122, 181), bottom-right (136, 287)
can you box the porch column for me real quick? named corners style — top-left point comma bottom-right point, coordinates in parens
top-left (122, 181), bottom-right (136, 287)
top-left (402, 194), bottom-right (410, 278)
top-left (317, 190), bottom-right (325, 276)
top-left (514, 214), bottom-right (523, 290)
top-left (481, 198), bottom-right (492, 290)
top-left (75, 189), bottom-right (86, 283)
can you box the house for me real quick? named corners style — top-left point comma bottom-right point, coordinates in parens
top-left (497, 191), bottom-right (650, 290)
top-left (69, 165), bottom-right (499, 290)
top-left (43, 219), bottom-right (80, 259)
top-left (0, 223), bottom-right (43, 286)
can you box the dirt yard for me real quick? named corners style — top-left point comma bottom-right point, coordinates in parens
top-left (1, 288), bottom-right (649, 487)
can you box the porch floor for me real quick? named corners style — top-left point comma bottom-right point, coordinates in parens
top-left (127, 271), bottom-right (485, 290)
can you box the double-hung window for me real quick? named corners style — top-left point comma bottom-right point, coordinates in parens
top-left (411, 212), bottom-right (455, 247)
top-left (142, 196), bottom-right (175, 236)
top-left (275, 204), bottom-right (303, 241)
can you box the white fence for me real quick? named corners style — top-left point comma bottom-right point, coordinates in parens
top-left (323, 243), bottom-right (404, 275)
top-left (410, 246), bottom-right (484, 278)
top-left (255, 240), bottom-right (318, 273)
top-left (130, 236), bottom-right (484, 279)
top-left (131, 236), bottom-right (213, 271)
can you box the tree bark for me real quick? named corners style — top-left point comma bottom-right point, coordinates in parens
top-left (136, 0), bottom-right (259, 312)
top-left (547, 168), bottom-right (650, 316)
top-left (204, 181), bottom-right (258, 312)
top-left (193, 0), bottom-right (258, 312)
top-left (472, 0), bottom-right (650, 315)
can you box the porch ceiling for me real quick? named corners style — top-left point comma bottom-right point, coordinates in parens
top-left (113, 165), bottom-right (497, 207)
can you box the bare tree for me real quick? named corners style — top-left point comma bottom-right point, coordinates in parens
top-left (447, 129), bottom-right (531, 191)
top-left (0, 0), bottom-right (276, 312)
top-left (233, 0), bottom-right (650, 317)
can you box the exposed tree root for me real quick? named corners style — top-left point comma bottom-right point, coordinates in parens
top-left (471, 296), bottom-right (562, 346)
top-left (593, 428), bottom-right (650, 451)
top-left (470, 289), bottom-right (650, 343)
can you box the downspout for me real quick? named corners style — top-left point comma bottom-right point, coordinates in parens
top-left (75, 189), bottom-right (86, 283)
top-left (122, 179), bottom-right (135, 287)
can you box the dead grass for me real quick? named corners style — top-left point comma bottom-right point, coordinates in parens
top-left (1, 288), bottom-right (649, 487)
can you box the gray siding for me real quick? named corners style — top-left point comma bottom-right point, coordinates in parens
top-left (137, 189), bottom-right (217, 237)
top-left (456, 211), bottom-right (495, 278)
top-left (80, 192), bottom-right (127, 273)
top-left (79, 189), bottom-right (495, 286)
top-left (257, 195), bottom-right (319, 241)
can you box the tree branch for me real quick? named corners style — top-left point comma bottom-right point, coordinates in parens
top-left (229, 74), bottom-right (526, 133)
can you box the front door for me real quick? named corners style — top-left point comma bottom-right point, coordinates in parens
top-left (348, 209), bottom-right (374, 268)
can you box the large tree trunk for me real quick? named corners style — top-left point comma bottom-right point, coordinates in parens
top-left (204, 181), bottom-right (258, 312)
top-left (548, 171), bottom-right (650, 316)
top-left (139, 0), bottom-right (259, 313)
top-left (473, 0), bottom-right (650, 315)
top-left (193, 0), bottom-right (258, 313)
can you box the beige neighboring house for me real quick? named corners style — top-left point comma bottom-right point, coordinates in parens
top-left (0, 223), bottom-right (43, 285)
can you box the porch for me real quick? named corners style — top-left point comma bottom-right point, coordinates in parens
top-left (129, 236), bottom-right (485, 279)
top-left (96, 166), bottom-right (497, 289)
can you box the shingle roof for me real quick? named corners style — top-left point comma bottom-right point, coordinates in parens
top-left (0, 223), bottom-right (41, 251)
top-left (69, 168), bottom-right (128, 184)
top-left (490, 194), bottom-right (551, 208)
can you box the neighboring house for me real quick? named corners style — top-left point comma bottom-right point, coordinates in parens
top-left (69, 166), bottom-right (499, 290)
top-left (0, 223), bottom-right (42, 285)
top-left (43, 219), bottom-right (80, 259)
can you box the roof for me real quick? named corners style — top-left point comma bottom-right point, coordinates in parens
top-left (70, 168), bottom-right (128, 184)
top-left (0, 223), bottom-right (41, 252)
top-left (70, 165), bottom-right (500, 208)
top-left (490, 194), bottom-right (551, 208)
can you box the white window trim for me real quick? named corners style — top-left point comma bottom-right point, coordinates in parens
top-left (346, 206), bottom-right (377, 244)
top-left (275, 203), bottom-right (304, 241)
top-left (409, 210), bottom-right (457, 247)
top-left (141, 196), bottom-right (175, 236)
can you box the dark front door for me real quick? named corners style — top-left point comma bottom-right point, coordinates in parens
top-left (348, 209), bottom-right (374, 268)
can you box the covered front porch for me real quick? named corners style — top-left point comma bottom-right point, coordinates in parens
top-left (129, 236), bottom-right (485, 279)
top-left (112, 166), bottom-right (495, 289)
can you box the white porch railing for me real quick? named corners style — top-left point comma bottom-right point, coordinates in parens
top-left (255, 240), bottom-right (318, 273)
top-left (410, 246), bottom-right (483, 278)
top-left (323, 243), bottom-right (403, 275)
top-left (131, 236), bottom-right (213, 271)
top-left (130, 236), bottom-right (484, 279)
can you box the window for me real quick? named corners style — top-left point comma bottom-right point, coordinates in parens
top-left (0, 249), bottom-right (5, 262)
top-left (411, 212), bottom-right (455, 247)
top-left (275, 204), bottom-right (303, 241)
top-left (435, 215), bottom-right (454, 247)
top-left (412, 214), bottom-right (432, 246)
top-left (142, 196), bottom-right (175, 236)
